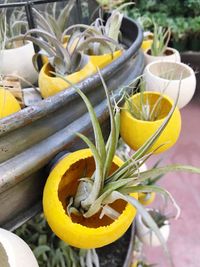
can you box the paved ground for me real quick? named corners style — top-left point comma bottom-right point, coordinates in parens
top-left (144, 93), bottom-right (200, 266)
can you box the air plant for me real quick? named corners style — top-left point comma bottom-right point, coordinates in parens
top-left (56, 70), bottom-right (200, 267)
top-left (32, 2), bottom-right (123, 55)
top-left (125, 77), bottom-right (164, 122)
top-left (150, 23), bottom-right (171, 56)
top-left (9, 19), bottom-right (122, 76)
top-left (32, 0), bottom-right (75, 42)
top-left (9, 1), bottom-right (128, 76)
top-left (62, 3), bottom-right (133, 55)
top-left (9, 27), bottom-right (85, 76)
top-left (0, 7), bottom-right (28, 49)
top-left (15, 213), bottom-right (99, 267)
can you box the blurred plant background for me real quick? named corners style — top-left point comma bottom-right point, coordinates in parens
top-left (124, 0), bottom-right (200, 52)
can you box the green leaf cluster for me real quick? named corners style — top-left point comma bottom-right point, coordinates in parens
top-left (14, 213), bottom-right (99, 267)
top-left (127, 0), bottom-right (200, 47)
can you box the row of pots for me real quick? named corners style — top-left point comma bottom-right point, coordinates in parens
top-left (0, 46), bottom-right (122, 119)
top-left (130, 36), bottom-right (193, 266)
top-left (39, 49), bottom-right (122, 98)
top-left (0, 40), bottom-right (122, 98)
top-left (141, 33), bottom-right (196, 109)
top-left (0, 28), bottom-right (196, 116)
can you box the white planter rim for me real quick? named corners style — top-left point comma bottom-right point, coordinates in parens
top-left (0, 228), bottom-right (39, 267)
top-left (143, 31), bottom-right (153, 39)
top-left (1, 41), bottom-right (33, 54)
top-left (145, 60), bottom-right (194, 82)
top-left (0, 230), bottom-right (16, 266)
top-left (144, 47), bottom-right (178, 56)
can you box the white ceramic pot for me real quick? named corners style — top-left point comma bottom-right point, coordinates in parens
top-left (144, 60), bottom-right (196, 109)
top-left (0, 42), bottom-right (38, 87)
top-left (0, 228), bottom-right (39, 267)
top-left (136, 210), bottom-right (170, 247)
top-left (144, 47), bottom-right (181, 66)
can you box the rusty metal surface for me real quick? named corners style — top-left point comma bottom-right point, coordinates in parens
top-left (0, 15), bottom-right (143, 228)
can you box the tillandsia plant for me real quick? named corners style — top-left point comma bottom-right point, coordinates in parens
top-left (62, 3), bottom-right (133, 55)
top-left (125, 77), bottom-right (164, 122)
top-left (31, 2), bottom-right (125, 56)
top-left (9, 12), bottom-right (123, 76)
top-left (0, 7), bottom-right (28, 49)
top-left (32, 0), bottom-right (75, 42)
top-left (150, 23), bottom-right (171, 56)
top-left (15, 213), bottom-right (99, 267)
top-left (10, 27), bottom-right (85, 76)
top-left (57, 70), bottom-right (200, 267)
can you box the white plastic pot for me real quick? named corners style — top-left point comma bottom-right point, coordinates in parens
top-left (0, 42), bottom-right (38, 87)
top-left (144, 60), bottom-right (196, 108)
top-left (136, 210), bottom-right (170, 247)
top-left (0, 228), bottom-right (39, 267)
top-left (144, 47), bottom-right (181, 66)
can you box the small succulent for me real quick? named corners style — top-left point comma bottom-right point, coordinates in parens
top-left (150, 23), bottom-right (171, 56)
